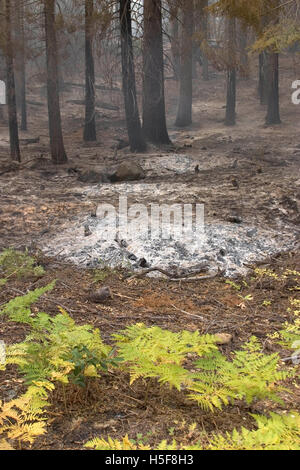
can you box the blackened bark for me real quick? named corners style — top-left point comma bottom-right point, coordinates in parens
top-left (199, 0), bottom-right (209, 81)
top-left (120, 0), bottom-right (146, 152)
top-left (238, 24), bottom-right (249, 79)
top-left (170, 11), bottom-right (180, 80)
top-left (142, 0), bottom-right (170, 145)
top-left (83, 0), bottom-right (96, 142)
top-left (265, 52), bottom-right (281, 125)
top-left (225, 17), bottom-right (236, 126)
top-left (44, 0), bottom-right (67, 164)
top-left (258, 51), bottom-right (268, 105)
top-left (5, 0), bottom-right (21, 161)
top-left (15, 0), bottom-right (27, 131)
top-left (175, 2), bottom-right (193, 128)
top-left (225, 67), bottom-right (236, 126)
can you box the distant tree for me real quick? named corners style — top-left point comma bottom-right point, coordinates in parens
top-left (142, 0), bottom-right (171, 145)
top-left (211, 0), bottom-right (283, 125)
top-left (265, 50), bottom-right (281, 125)
top-left (175, 0), bottom-right (193, 128)
top-left (238, 23), bottom-right (250, 79)
top-left (5, 0), bottom-right (21, 161)
top-left (169, 6), bottom-right (180, 80)
top-left (196, 0), bottom-right (209, 81)
top-left (258, 51), bottom-right (268, 104)
top-left (44, 0), bottom-right (67, 163)
top-left (120, 0), bottom-right (146, 152)
top-left (15, 0), bottom-right (27, 131)
top-left (225, 16), bottom-right (236, 126)
top-left (83, 0), bottom-right (97, 142)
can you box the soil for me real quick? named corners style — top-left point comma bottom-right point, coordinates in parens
top-left (0, 55), bottom-right (299, 450)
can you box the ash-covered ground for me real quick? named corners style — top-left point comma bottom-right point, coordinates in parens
top-left (42, 156), bottom-right (300, 277)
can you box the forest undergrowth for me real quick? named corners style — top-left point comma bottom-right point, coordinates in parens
top-left (0, 249), bottom-right (299, 450)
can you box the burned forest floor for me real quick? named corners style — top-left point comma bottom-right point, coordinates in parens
top-left (0, 55), bottom-right (299, 449)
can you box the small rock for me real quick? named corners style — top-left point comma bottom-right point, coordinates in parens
top-left (88, 287), bottom-right (112, 304)
top-left (90, 206), bottom-right (97, 217)
top-left (227, 215), bottom-right (242, 224)
top-left (84, 225), bottom-right (92, 237)
top-left (137, 258), bottom-right (149, 268)
top-left (246, 228), bottom-right (257, 237)
top-left (231, 177), bottom-right (239, 189)
top-left (215, 333), bottom-right (233, 345)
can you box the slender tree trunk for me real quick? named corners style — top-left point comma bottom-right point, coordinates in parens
top-left (199, 0), bottom-right (209, 81)
top-left (15, 0), bottom-right (27, 131)
top-left (238, 23), bottom-right (249, 79)
top-left (5, 0), bottom-right (20, 161)
top-left (142, 0), bottom-right (170, 145)
top-left (265, 52), bottom-right (281, 125)
top-left (44, 0), bottom-right (67, 164)
top-left (83, 0), bottom-right (96, 141)
top-left (175, 1), bottom-right (193, 128)
top-left (170, 10), bottom-right (180, 80)
top-left (225, 17), bottom-right (236, 126)
top-left (120, 0), bottom-right (146, 152)
top-left (258, 51), bottom-right (268, 104)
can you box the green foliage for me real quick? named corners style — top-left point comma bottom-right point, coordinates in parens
top-left (1, 286), bottom-right (298, 450)
top-left (0, 249), bottom-right (45, 285)
top-left (85, 435), bottom-right (151, 450)
top-left (190, 337), bottom-right (290, 411)
top-left (0, 282), bottom-right (55, 325)
top-left (225, 280), bottom-right (241, 291)
top-left (85, 412), bottom-right (300, 450)
top-left (252, 20), bottom-right (300, 53)
top-left (0, 384), bottom-right (50, 450)
top-left (209, 0), bottom-right (272, 30)
top-left (113, 323), bottom-right (218, 390)
top-left (92, 268), bottom-right (110, 283)
top-left (207, 412), bottom-right (300, 450)
top-left (114, 325), bottom-right (291, 412)
top-left (1, 285), bottom-right (112, 388)
top-left (210, 1), bottom-right (300, 54)
top-left (270, 298), bottom-right (300, 357)
top-left (5, 308), bottom-right (112, 387)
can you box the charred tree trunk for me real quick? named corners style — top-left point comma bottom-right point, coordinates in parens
top-left (142, 0), bottom-right (170, 145)
top-left (15, 0), bottom-right (27, 131)
top-left (5, 0), bottom-right (21, 161)
top-left (225, 17), bottom-right (236, 126)
top-left (83, 0), bottom-right (96, 142)
top-left (44, 0), bottom-right (67, 164)
top-left (120, 0), bottom-right (146, 152)
top-left (170, 11), bottom-right (180, 80)
top-left (265, 52), bottom-right (281, 125)
top-left (258, 51), bottom-right (268, 104)
top-left (175, 2), bottom-right (193, 128)
top-left (238, 23), bottom-right (249, 80)
top-left (199, 0), bottom-right (209, 81)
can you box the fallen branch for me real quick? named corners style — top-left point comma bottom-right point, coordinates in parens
top-left (168, 271), bottom-right (224, 282)
top-left (126, 265), bottom-right (221, 282)
top-left (170, 304), bottom-right (204, 321)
